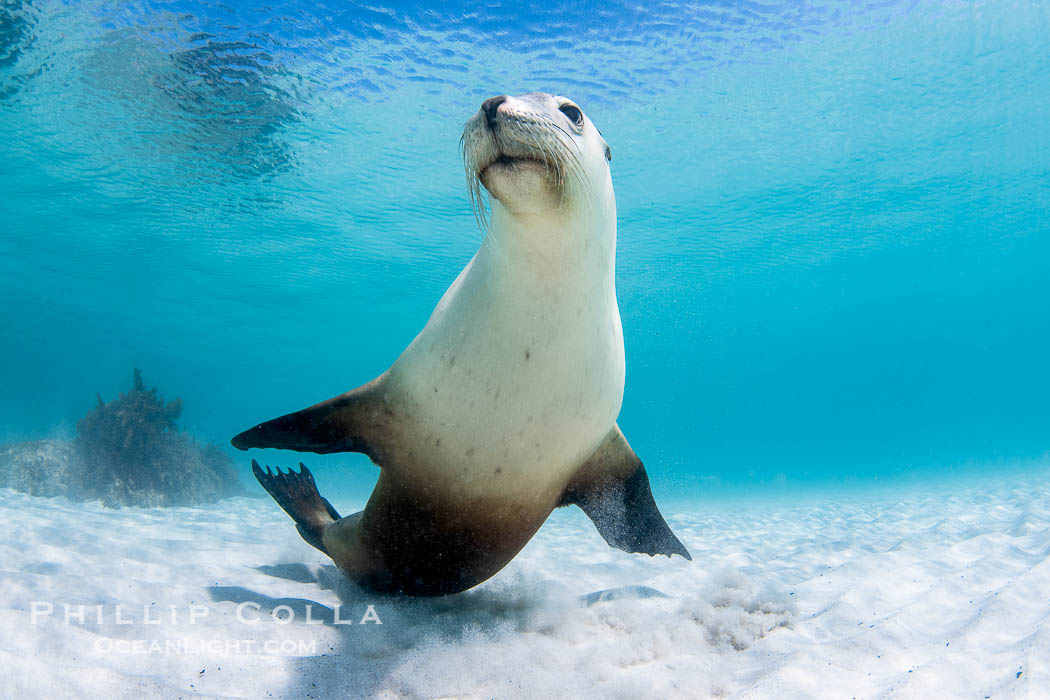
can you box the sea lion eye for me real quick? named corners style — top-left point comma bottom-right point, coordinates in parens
top-left (559, 103), bottom-right (583, 127)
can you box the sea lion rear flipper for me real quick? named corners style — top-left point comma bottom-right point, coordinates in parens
top-left (252, 460), bottom-right (340, 554)
top-left (231, 379), bottom-right (389, 461)
top-left (561, 426), bottom-right (691, 560)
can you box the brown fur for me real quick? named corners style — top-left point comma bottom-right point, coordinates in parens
top-left (332, 471), bottom-right (556, 595)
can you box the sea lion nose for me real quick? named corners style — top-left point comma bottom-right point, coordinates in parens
top-left (482, 95), bottom-right (507, 124)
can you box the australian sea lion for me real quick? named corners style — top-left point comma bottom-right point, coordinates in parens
top-left (233, 92), bottom-right (690, 596)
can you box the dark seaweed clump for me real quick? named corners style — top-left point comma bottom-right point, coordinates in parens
top-left (73, 368), bottom-right (243, 507)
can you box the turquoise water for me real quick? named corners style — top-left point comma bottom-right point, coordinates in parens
top-left (1, 0), bottom-right (1048, 500)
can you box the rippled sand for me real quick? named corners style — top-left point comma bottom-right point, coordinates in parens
top-left (2, 468), bottom-right (1047, 698)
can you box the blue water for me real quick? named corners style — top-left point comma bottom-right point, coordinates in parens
top-left (1, 0), bottom-right (1048, 500)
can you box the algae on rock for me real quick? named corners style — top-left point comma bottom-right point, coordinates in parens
top-left (0, 369), bottom-right (243, 507)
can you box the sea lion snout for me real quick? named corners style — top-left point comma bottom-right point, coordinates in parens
top-left (463, 92), bottom-right (597, 217)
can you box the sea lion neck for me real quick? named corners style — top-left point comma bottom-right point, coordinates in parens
top-left (480, 198), bottom-right (618, 286)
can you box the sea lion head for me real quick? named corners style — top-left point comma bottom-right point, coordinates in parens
top-left (462, 92), bottom-right (612, 223)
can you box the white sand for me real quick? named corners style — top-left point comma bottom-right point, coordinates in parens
top-left (1, 467), bottom-right (1048, 699)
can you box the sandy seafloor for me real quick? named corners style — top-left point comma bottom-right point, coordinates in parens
top-left (2, 467), bottom-right (1048, 699)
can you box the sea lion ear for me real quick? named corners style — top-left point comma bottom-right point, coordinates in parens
top-left (231, 379), bottom-right (390, 463)
top-left (560, 426), bottom-right (691, 560)
top-left (596, 129), bottom-right (611, 162)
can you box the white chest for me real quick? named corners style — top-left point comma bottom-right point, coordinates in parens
top-left (386, 244), bottom-right (625, 493)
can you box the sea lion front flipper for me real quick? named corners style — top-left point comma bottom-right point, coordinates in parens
top-left (231, 378), bottom-right (390, 461)
top-left (561, 426), bottom-right (691, 560)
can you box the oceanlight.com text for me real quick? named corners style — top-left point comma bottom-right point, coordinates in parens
top-left (93, 638), bottom-right (319, 656)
